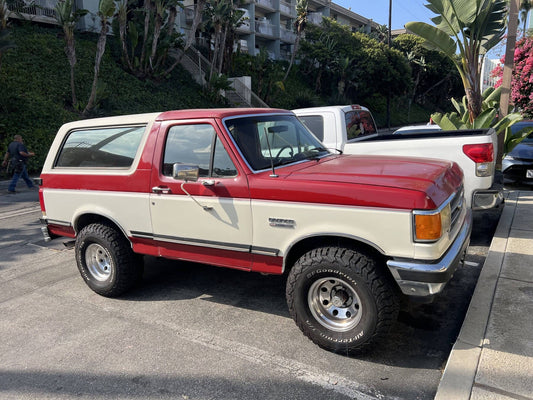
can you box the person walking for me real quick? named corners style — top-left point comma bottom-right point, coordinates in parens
top-left (2, 134), bottom-right (36, 194)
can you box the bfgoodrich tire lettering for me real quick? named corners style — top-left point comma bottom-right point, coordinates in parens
top-left (75, 223), bottom-right (143, 297)
top-left (286, 246), bottom-right (399, 354)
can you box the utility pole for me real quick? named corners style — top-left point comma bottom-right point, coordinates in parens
top-left (388, 0), bottom-right (392, 46)
top-left (497, 0), bottom-right (520, 167)
top-left (386, 0), bottom-right (392, 130)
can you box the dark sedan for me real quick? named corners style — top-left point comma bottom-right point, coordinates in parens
top-left (502, 121), bottom-right (533, 184)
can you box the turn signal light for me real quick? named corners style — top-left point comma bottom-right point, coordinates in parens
top-left (414, 214), bottom-right (442, 241)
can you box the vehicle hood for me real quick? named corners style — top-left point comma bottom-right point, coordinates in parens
top-left (250, 155), bottom-right (463, 210)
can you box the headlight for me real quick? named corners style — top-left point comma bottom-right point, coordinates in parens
top-left (413, 203), bottom-right (451, 242)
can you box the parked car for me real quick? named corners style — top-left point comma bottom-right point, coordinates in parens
top-left (502, 120), bottom-right (533, 185)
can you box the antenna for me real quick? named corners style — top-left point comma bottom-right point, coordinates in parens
top-left (263, 127), bottom-right (278, 178)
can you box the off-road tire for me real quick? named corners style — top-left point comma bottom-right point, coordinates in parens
top-left (286, 246), bottom-right (399, 355)
top-left (75, 223), bottom-right (143, 297)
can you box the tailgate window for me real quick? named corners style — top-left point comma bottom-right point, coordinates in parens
top-left (345, 110), bottom-right (377, 140)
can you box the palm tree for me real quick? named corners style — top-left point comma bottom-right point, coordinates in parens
top-left (84, 0), bottom-right (115, 114)
top-left (284, 0), bottom-right (308, 81)
top-left (115, 0), bottom-right (133, 71)
top-left (406, 0), bottom-right (508, 122)
top-left (205, 0), bottom-right (235, 82)
top-left (1, 0), bottom-right (9, 30)
top-left (520, 0), bottom-right (532, 36)
top-left (163, 0), bottom-right (206, 77)
top-left (54, 0), bottom-right (87, 107)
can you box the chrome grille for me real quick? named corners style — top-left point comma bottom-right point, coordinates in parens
top-left (450, 185), bottom-right (464, 231)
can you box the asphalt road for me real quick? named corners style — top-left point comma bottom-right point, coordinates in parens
top-left (0, 186), bottom-right (503, 400)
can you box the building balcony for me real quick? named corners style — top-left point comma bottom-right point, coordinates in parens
top-left (280, 49), bottom-right (291, 60)
top-left (236, 8), bottom-right (252, 32)
top-left (279, 1), bottom-right (296, 17)
top-left (7, 0), bottom-right (58, 23)
top-left (254, 0), bottom-right (275, 12)
top-left (308, 12), bottom-right (323, 25)
top-left (280, 27), bottom-right (296, 43)
top-left (309, 0), bottom-right (330, 7)
top-left (255, 20), bottom-right (276, 38)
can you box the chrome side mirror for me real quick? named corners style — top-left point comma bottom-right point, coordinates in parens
top-left (173, 164), bottom-right (199, 182)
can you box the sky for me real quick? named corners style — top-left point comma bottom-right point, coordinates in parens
top-left (334, 0), bottom-right (511, 59)
top-left (334, 0), bottom-right (436, 30)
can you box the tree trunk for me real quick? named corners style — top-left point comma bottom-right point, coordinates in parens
top-left (118, 6), bottom-right (132, 71)
top-left (162, 1), bottom-right (206, 77)
top-left (466, 87), bottom-right (482, 123)
top-left (284, 35), bottom-right (300, 81)
top-left (186, 0), bottom-right (205, 51)
top-left (209, 26), bottom-right (221, 83)
top-left (149, 14), bottom-right (163, 73)
top-left (65, 34), bottom-right (77, 107)
top-left (217, 24), bottom-right (228, 74)
top-left (140, 0), bottom-right (152, 74)
top-left (84, 23), bottom-right (108, 115)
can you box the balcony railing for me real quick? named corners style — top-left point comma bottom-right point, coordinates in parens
top-left (254, 0), bottom-right (274, 11)
top-left (255, 20), bottom-right (275, 37)
top-left (280, 27), bottom-right (296, 43)
top-left (308, 12), bottom-right (323, 25)
top-left (8, 0), bottom-right (58, 22)
top-left (279, 1), bottom-right (295, 17)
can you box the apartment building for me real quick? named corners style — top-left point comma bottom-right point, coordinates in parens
top-left (7, 0), bottom-right (378, 60)
top-left (180, 0), bottom-right (379, 60)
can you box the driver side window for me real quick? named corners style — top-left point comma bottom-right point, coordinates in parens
top-left (162, 124), bottom-right (237, 178)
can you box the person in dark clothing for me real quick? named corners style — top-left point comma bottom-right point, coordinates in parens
top-left (2, 135), bottom-right (36, 193)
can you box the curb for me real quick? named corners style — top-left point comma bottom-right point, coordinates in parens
top-left (434, 191), bottom-right (518, 400)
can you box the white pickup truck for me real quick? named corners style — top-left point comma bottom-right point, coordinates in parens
top-left (293, 105), bottom-right (502, 210)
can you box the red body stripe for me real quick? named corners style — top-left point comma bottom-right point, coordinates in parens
top-left (131, 237), bottom-right (283, 274)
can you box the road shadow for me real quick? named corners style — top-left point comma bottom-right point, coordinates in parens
top-left (113, 251), bottom-right (484, 370)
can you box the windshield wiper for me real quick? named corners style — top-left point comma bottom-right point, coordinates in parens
top-left (294, 147), bottom-right (329, 161)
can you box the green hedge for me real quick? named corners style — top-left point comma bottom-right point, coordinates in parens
top-left (0, 23), bottom-right (219, 174)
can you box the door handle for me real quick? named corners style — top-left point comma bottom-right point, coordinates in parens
top-left (152, 186), bottom-right (171, 194)
top-left (202, 180), bottom-right (216, 187)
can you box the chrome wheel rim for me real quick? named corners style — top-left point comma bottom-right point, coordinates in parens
top-left (85, 243), bottom-right (112, 281)
top-left (308, 277), bottom-right (362, 332)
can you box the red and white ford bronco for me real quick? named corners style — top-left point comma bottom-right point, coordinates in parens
top-left (38, 108), bottom-right (471, 354)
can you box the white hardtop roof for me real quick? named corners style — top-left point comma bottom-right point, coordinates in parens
top-left (59, 112), bottom-right (163, 130)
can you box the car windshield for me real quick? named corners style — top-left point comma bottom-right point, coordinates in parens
top-left (225, 114), bottom-right (330, 171)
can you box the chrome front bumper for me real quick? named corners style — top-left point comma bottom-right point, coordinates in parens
top-left (386, 209), bottom-right (473, 298)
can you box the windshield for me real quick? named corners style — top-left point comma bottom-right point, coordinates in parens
top-left (225, 114), bottom-right (329, 171)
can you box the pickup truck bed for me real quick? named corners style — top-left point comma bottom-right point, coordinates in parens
top-left (294, 105), bottom-right (502, 210)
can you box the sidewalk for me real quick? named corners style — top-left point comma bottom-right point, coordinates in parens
top-left (0, 175), bottom-right (38, 192)
top-left (435, 190), bottom-right (533, 400)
